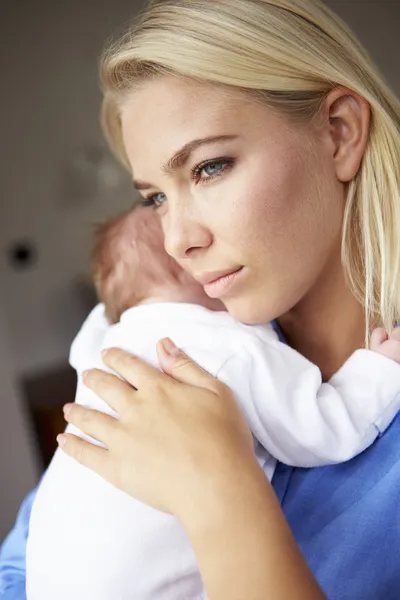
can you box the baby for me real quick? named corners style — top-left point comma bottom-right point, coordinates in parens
top-left (26, 206), bottom-right (400, 600)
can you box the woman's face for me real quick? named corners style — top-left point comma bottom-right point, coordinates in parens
top-left (120, 76), bottom-right (346, 324)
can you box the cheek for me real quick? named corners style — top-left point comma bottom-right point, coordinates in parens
top-left (220, 147), bottom-right (343, 280)
top-left (220, 151), bottom-right (309, 252)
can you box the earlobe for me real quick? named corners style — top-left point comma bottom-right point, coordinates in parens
top-left (325, 88), bottom-right (371, 183)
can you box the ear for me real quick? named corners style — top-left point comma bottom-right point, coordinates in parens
top-left (323, 87), bottom-right (371, 183)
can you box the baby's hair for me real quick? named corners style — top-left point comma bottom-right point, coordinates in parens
top-left (91, 206), bottom-right (188, 323)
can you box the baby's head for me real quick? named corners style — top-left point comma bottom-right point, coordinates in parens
top-left (91, 206), bottom-right (224, 323)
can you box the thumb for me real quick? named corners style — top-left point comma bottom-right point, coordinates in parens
top-left (157, 337), bottom-right (216, 389)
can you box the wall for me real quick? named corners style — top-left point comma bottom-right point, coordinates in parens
top-left (0, 0), bottom-right (146, 376)
top-left (327, 0), bottom-right (400, 97)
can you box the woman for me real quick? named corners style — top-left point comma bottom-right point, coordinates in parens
top-left (2, 0), bottom-right (400, 598)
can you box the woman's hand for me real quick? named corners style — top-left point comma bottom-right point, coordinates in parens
top-left (58, 337), bottom-right (255, 521)
top-left (58, 337), bottom-right (325, 599)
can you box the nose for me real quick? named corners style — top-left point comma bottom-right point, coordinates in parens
top-left (162, 203), bottom-right (212, 261)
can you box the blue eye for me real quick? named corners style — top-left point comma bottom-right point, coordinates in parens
top-left (202, 161), bottom-right (226, 177)
top-left (152, 192), bottom-right (167, 207)
top-left (193, 158), bottom-right (233, 181)
top-left (140, 192), bottom-right (167, 210)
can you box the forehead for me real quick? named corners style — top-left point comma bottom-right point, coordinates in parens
top-left (120, 77), bottom-right (263, 167)
top-left (121, 75), bottom-right (250, 132)
top-left (119, 75), bottom-right (303, 179)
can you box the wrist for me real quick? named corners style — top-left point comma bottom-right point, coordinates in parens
top-left (180, 455), bottom-right (271, 538)
top-left (179, 459), bottom-right (325, 600)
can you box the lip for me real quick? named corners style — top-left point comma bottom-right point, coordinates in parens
top-left (198, 267), bottom-right (244, 299)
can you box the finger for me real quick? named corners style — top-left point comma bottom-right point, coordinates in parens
top-left (63, 403), bottom-right (118, 445)
top-left (57, 433), bottom-right (113, 481)
top-left (157, 338), bottom-right (219, 391)
top-left (370, 327), bottom-right (388, 350)
top-left (101, 348), bottom-right (164, 390)
top-left (83, 368), bottom-right (133, 413)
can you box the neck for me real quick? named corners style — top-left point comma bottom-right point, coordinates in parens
top-left (278, 262), bottom-right (365, 381)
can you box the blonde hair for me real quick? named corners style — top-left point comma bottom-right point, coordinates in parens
top-left (99, 0), bottom-right (400, 336)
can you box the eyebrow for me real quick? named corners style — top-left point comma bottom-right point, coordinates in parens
top-left (133, 134), bottom-right (238, 191)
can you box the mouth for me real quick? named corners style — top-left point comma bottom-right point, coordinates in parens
top-left (197, 267), bottom-right (244, 299)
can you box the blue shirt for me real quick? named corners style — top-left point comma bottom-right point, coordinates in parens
top-left (274, 414), bottom-right (400, 599)
top-left (0, 489), bottom-right (36, 599)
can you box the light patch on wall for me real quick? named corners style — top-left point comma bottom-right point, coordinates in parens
top-left (61, 145), bottom-right (129, 207)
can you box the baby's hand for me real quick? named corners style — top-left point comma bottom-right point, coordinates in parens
top-left (370, 327), bottom-right (400, 364)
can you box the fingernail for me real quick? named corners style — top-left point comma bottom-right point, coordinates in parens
top-left (101, 349), bottom-right (109, 358)
top-left (63, 404), bottom-right (72, 417)
top-left (57, 434), bottom-right (66, 447)
top-left (162, 337), bottom-right (181, 357)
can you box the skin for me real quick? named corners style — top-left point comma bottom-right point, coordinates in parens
top-left (58, 77), bottom-right (373, 599)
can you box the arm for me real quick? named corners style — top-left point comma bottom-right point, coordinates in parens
top-left (59, 342), bottom-right (326, 600)
top-left (183, 457), bottom-right (325, 600)
top-left (0, 488), bottom-right (37, 600)
top-left (217, 340), bottom-right (400, 466)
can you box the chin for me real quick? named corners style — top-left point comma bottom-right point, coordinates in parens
top-left (223, 296), bottom-right (273, 326)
